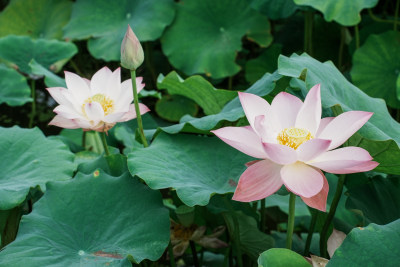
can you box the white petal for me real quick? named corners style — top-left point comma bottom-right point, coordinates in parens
top-left (84, 102), bottom-right (104, 121)
top-left (90, 67), bottom-right (112, 95)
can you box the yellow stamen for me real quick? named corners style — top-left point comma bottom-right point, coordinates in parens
top-left (82, 94), bottom-right (115, 116)
top-left (277, 127), bottom-right (313, 150)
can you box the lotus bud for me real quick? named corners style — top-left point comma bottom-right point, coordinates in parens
top-left (121, 25), bottom-right (144, 70)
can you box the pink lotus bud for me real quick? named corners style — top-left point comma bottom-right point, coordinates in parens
top-left (121, 25), bottom-right (144, 70)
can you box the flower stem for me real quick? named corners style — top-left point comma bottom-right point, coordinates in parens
top-left (28, 80), bottom-right (36, 128)
top-left (304, 10), bottom-right (314, 56)
top-left (100, 132), bottom-right (110, 156)
top-left (260, 198), bottom-right (266, 232)
top-left (130, 70), bottom-right (148, 148)
top-left (338, 26), bottom-right (346, 71)
top-left (286, 193), bottom-right (296, 249)
top-left (168, 242), bottom-right (176, 267)
top-left (303, 209), bottom-right (318, 256)
top-left (190, 240), bottom-right (199, 267)
top-left (395, 0), bottom-right (400, 31)
top-left (354, 24), bottom-right (360, 49)
top-left (368, 9), bottom-right (400, 25)
top-left (223, 197), bottom-right (243, 267)
top-left (320, 174), bottom-right (346, 257)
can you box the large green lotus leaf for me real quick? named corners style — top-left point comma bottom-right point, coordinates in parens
top-left (161, 0), bottom-right (272, 78)
top-left (346, 176), bottom-right (400, 225)
top-left (63, 0), bottom-right (175, 61)
top-left (0, 35), bottom-right (77, 74)
top-left (245, 44), bottom-right (282, 84)
top-left (113, 115), bottom-right (159, 152)
top-left (278, 53), bottom-right (400, 174)
top-left (293, 0), bottom-right (378, 26)
top-left (327, 219), bottom-right (400, 266)
top-left (0, 172), bottom-right (170, 265)
top-left (0, 0), bottom-right (72, 39)
top-left (29, 59), bottom-right (66, 88)
top-left (258, 248), bottom-right (310, 267)
top-left (0, 64), bottom-right (31, 106)
top-left (158, 72), bottom-right (281, 134)
top-left (351, 31), bottom-right (400, 108)
top-left (224, 211), bottom-right (274, 260)
top-left (155, 94), bottom-right (199, 122)
top-left (250, 0), bottom-right (298, 20)
top-left (157, 71), bottom-right (237, 115)
top-left (127, 133), bottom-right (252, 206)
top-left (0, 126), bottom-right (75, 210)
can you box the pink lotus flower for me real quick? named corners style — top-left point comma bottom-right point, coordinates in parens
top-left (211, 84), bottom-right (378, 211)
top-left (47, 67), bottom-right (150, 132)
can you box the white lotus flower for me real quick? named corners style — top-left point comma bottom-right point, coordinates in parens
top-left (47, 67), bottom-right (150, 132)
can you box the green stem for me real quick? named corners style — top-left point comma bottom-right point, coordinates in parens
top-left (338, 27), bottom-right (346, 70)
top-left (223, 197), bottom-right (243, 267)
top-left (303, 209), bottom-right (318, 256)
top-left (28, 80), bottom-right (36, 128)
top-left (286, 193), bottom-right (296, 249)
top-left (260, 198), bottom-right (266, 232)
top-left (100, 132), bottom-right (110, 156)
top-left (320, 174), bottom-right (346, 257)
top-left (304, 10), bottom-right (314, 56)
top-left (130, 70), bottom-right (149, 148)
top-left (228, 76), bottom-right (233, 91)
top-left (223, 247), bottom-right (230, 267)
top-left (354, 24), bottom-right (360, 49)
top-left (168, 242), bottom-right (176, 267)
top-left (69, 59), bottom-right (84, 77)
top-left (368, 9), bottom-right (400, 25)
top-left (190, 240), bottom-right (199, 267)
top-left (395, 0), bottom-right (400, 31)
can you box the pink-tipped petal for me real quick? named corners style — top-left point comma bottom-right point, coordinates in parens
top-left (281, 162), bottom-right (324, 198)
top-left (119, 103), bottom-right (150, 122)
top-left (90, 66), bottom-right (112, 95)
top-left (262, 142), bottom-right (297, 165)
top-left (103, 112), bottom-right (125, 123)
top-left (324, 161), bottom-right (379, 174)
top-left (238, 92), bottom-right (270, 130)
top-left (271, 92), bottom-right (303, 129)
top-left (232, 159), bottom-right (283, 202)
top-left (327, 229), bottom-right (346, 258)
top-left (84, 102), bottom-right (104, 121)
top-left (315, 117), bottom-right (334, 137)
top-left (341, 160), bottom-right (379, 173)
top-left (308, 147), bottom-right (375, 174)
top-left (53, 105), bottom-right (81, 119)
top-left (47, 87), bottom-right (71, 106)
top-left (49, 115), bottom-right (80, 129)
top-left (136, 76), bottom-right (145, 93)
top-left (297, 138), bottom-right (332, 162)
top-left (211, 126), bottom-right (267, 159)
top-left (64, 71), bottom-right (91, 100)
top-left (295, 84), bottom-right (321, 135)
top-left (301, 173), bottom-right (329, 212)
top-left (245, 160), bottom-right (261, 167)
top-left (318, 111), bottom-right (373, 150)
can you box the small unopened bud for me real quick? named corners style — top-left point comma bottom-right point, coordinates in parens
top-left (121, 25), bottom-right (144, 70)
